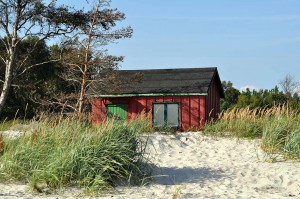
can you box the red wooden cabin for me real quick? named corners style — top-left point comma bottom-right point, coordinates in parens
top-left (91, 67), bottom-right (224, 131)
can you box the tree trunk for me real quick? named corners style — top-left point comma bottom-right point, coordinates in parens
top-left (78, 39), bottom-right (91, 114)
top-left (0, 53), bottom-right (15, 115)
top-left (0, 2), bottom-right (18, 116)
top-left (78, 38), bottom-right (91, 114)
top-left (78, 5), bottom-right (98, 114)
top-left (78, 65), bottom-right (88, 114)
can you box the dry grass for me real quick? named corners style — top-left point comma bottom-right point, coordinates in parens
top-left (204, 105), bottom-right (300, 160)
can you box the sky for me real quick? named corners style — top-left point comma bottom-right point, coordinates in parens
top-left (72, 0), bottom-right (300, 91)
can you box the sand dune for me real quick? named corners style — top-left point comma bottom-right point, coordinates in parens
top-left (0, 132), bottom-right (299, 198)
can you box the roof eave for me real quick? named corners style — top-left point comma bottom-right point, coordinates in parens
top-left (92, 92), bottom-right (208, 98)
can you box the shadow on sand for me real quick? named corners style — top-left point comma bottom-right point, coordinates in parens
top-left (151, 165), bottom-right (226, 185)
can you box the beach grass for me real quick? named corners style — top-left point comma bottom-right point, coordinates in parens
top-left (0, 119), bottom-right (27, 131)
top-left (204, 105), bottom-right (300, 160)
top-left (0, 115), bottom-right (153, 193)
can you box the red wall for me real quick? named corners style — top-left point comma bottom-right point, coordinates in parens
top-left (206, 78), bottom-right (221, 120)
top-left (91, 95), bottom-right (207, 131)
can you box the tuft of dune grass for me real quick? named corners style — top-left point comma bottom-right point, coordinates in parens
top-left (204, 105), bottom-right (300, 160)
top-left (0, 115), bottom-right (153, 193)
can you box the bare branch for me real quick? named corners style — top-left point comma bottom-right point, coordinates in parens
top-left (16, 59), bottom-right (60, 78)
top-left (64, 62), bottom-right (85, 74)
top-left (0, 79), bottom-right (21, 88)
top-left (15, 23), bottom-right (36, 45)
top-left (17, 38), bottom-right (49, 70)
top-left (0, 54), bottom-right (5, 64)
top-left (0, 16), bottom-right (10, 38)
top-left (29, 95), bottom-right (78, 112)
top-left (61, 77), bottom-right (82, 84)
top-left (279, 74), bottom-right (300, 100)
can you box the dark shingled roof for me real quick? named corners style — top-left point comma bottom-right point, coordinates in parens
top-left (92, 67), bottom-right (224, 98)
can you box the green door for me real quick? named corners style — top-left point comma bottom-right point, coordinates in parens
top-left (106, 104), bottom-right (127, 120)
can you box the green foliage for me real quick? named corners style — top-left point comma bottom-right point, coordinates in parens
top-left (236, 86), bottom-right (288, 109)
top-left (0, 117), bottom-right (152, 193)
top-left (221, 81), bottom-right (240, 110)
top-left (221, 80), bottom-right (300, 111)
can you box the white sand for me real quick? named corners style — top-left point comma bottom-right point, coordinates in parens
top-left (0, 132), bottom-right (299, 199)
top-left (0, 130), bottom-right (29, 139)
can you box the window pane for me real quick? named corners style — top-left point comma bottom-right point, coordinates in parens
top-left (153, 104), bottom-right (165, 127)
top-left (167, 104), bottom-right (179, 127)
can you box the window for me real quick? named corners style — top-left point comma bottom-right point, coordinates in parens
top-left (106, 104), bottom-right (127, 120)
top-left (153, 103), bottom-right (179, 128)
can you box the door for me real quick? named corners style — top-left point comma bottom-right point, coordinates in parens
top-left (106, 104), bottom-right (127, 120)
top-left (153, 103), bottom-right (179, 128)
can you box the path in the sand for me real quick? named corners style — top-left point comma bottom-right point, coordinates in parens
top-left (0, 132), bottom-right (299, 199)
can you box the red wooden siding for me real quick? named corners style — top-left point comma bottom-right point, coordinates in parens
top-left (91, 95), bottom-right (207, 131)
top-left (190, 96), bottom-right (199, 128)
top-left (206, 78), bottom-right (221, 121)
top-left (181, 97), bottom-right (190, 130)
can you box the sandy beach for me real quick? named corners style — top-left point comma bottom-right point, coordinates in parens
top-left (0, 132), bottom-right (299, 199)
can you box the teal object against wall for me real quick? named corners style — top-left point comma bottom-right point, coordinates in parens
top-left (106, 104), bottom-right (127, 120)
